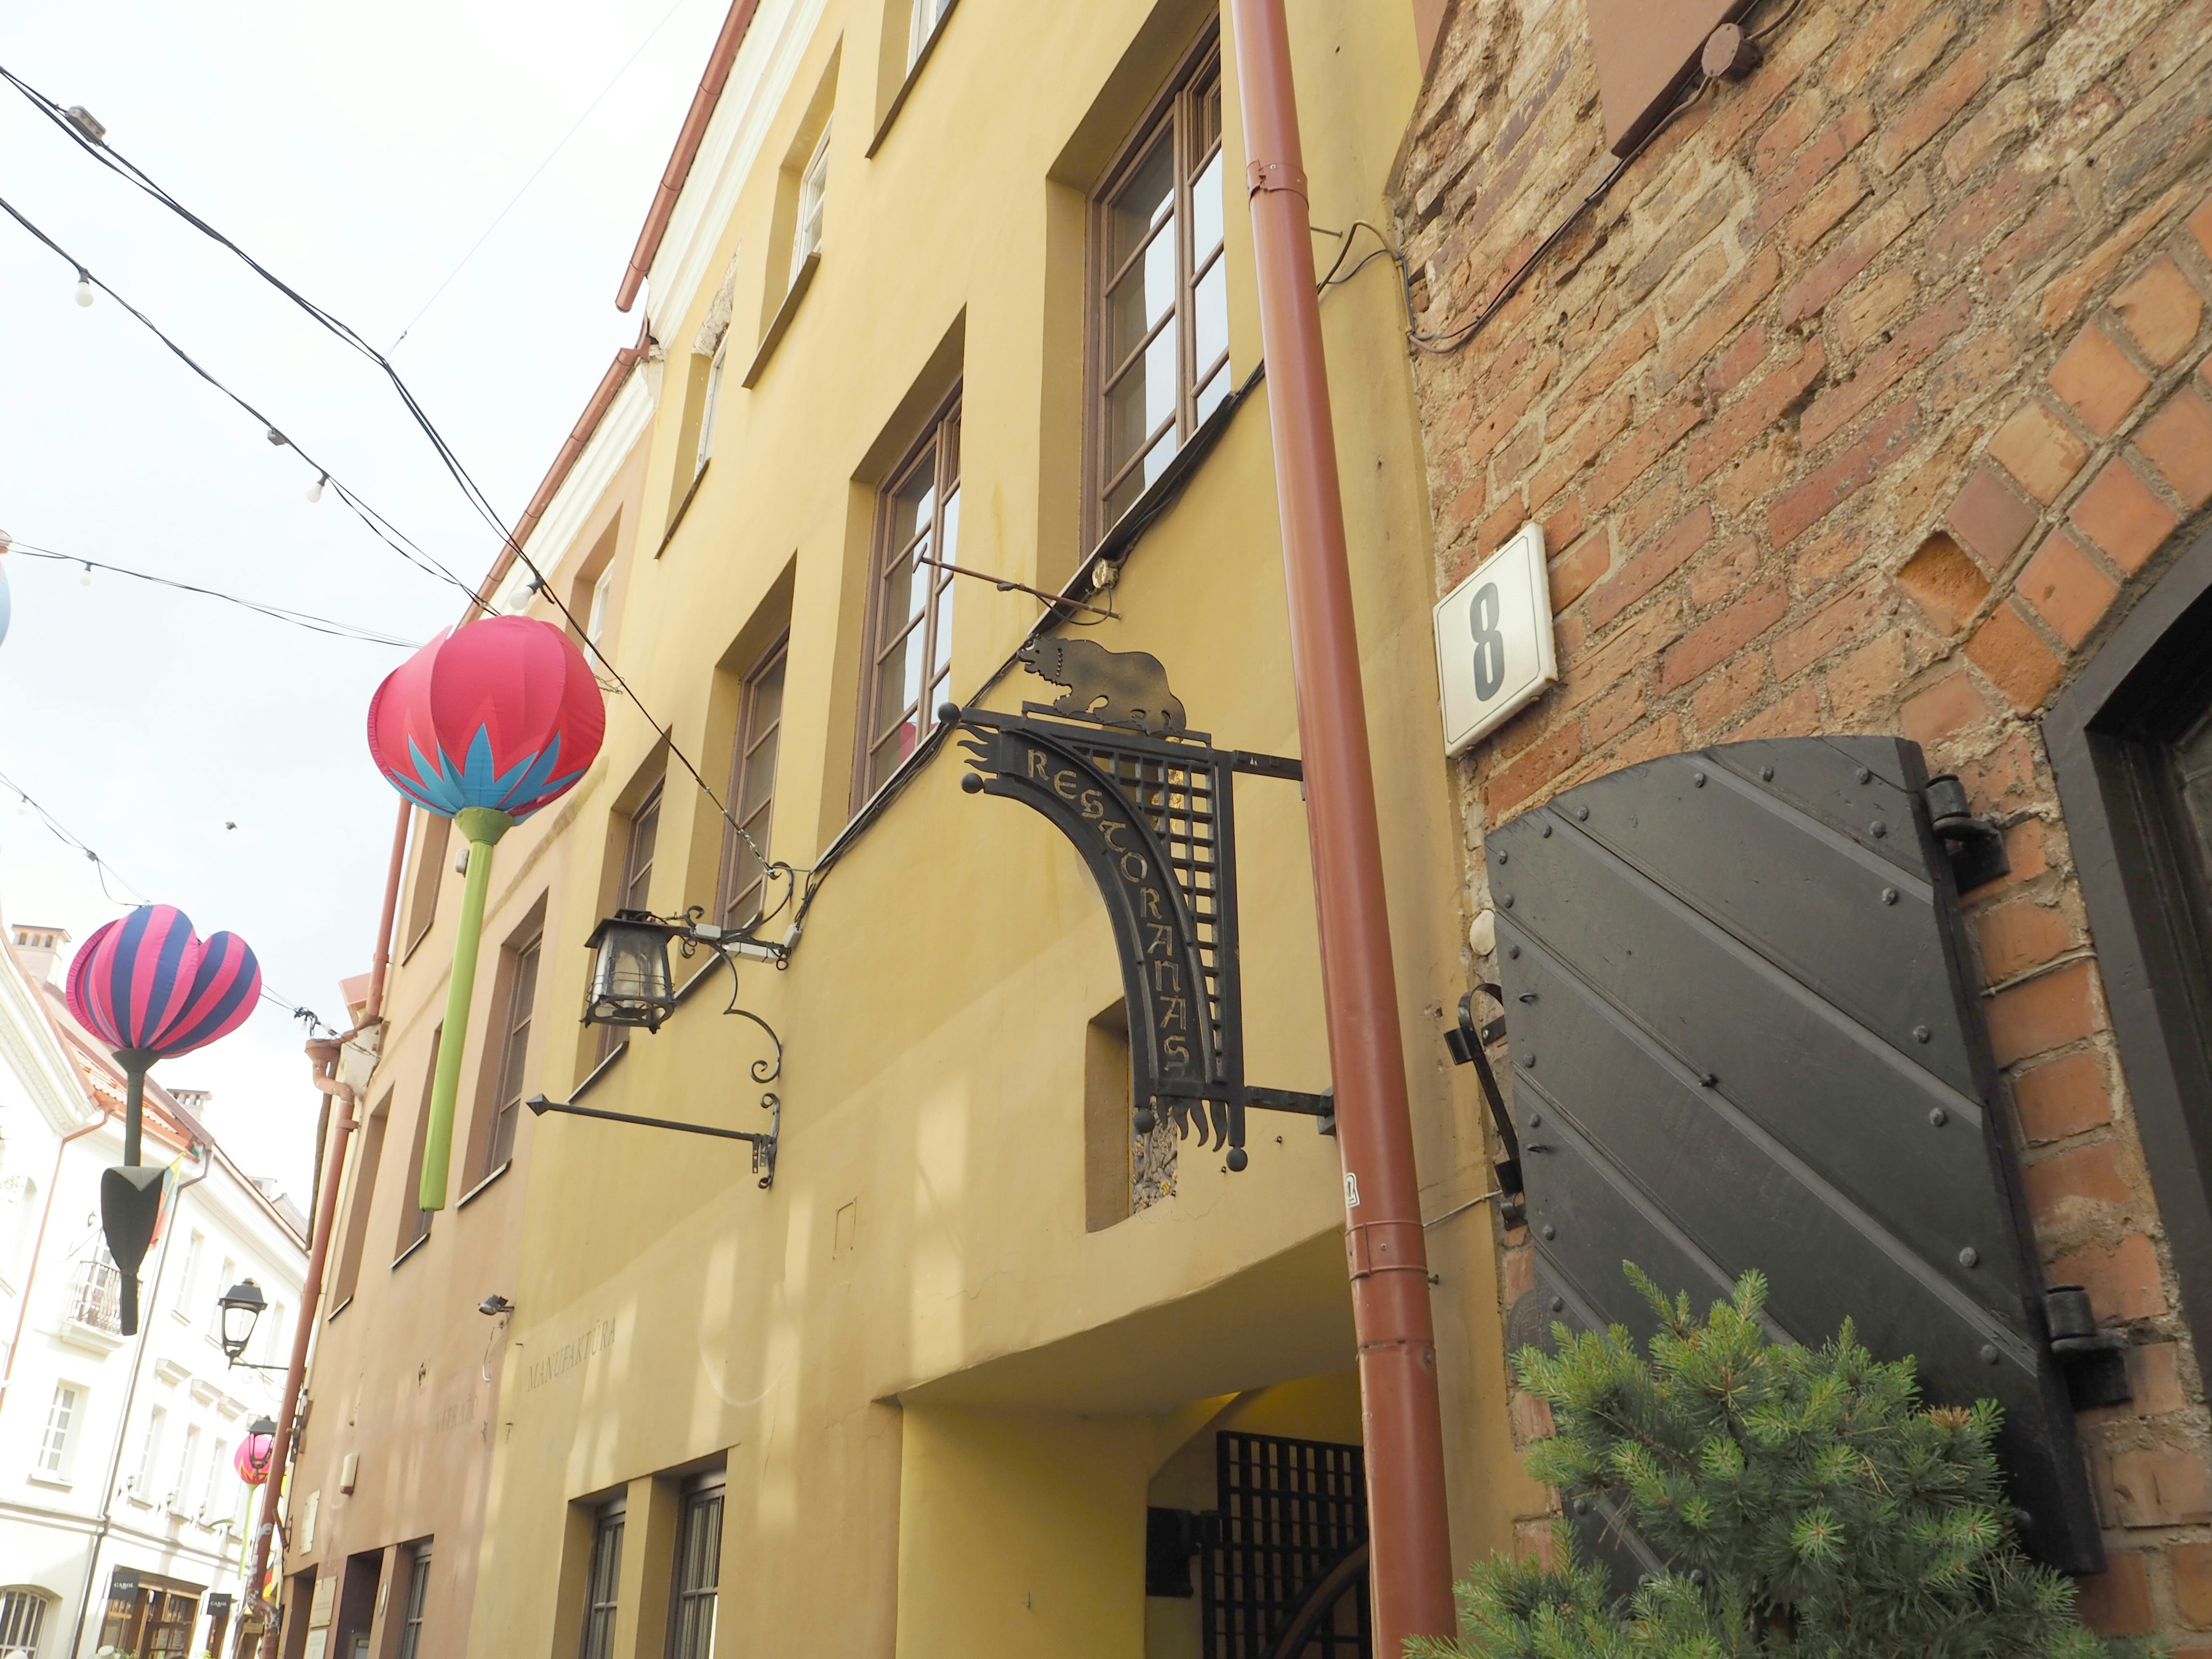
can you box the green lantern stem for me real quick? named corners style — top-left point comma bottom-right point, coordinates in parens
top-left (421, 805), bottom-right (513, 1211)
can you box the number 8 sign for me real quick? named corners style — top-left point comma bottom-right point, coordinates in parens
top-left (1431, 522), bottom-right (1558, 757)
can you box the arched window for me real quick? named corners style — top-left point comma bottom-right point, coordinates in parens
top-left (0, 1587), bottom-right (53, 1658)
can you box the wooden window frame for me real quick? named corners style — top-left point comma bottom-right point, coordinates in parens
top-left (480, 930), bottom-right (542, 1177)
top-left (665, 1472), bottom-right (724, 1659)
top-left (1086, 32), bottom-right (1228, 546)
top-left (395, 1543), bottom-right (432, 1659)
top-left (853, 392), bottom-right (963, 810)
top-left (402, 810), bottom-right (452, 963)
top-left (578, 1501), bottom-right (624, 1659)
top-left (718, 637), bottom-right (789, 932)
top-left (395, 1039), bottom-right (438, 1262)
top-left (329, 1092), bottom-right (390, 1313)
top-left (791, 120), bottom-right (832, 287)
top-left (620, 785), bottom-right (664, 916)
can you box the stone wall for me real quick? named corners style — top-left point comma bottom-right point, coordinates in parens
top-left (1393, 0), bottom-right (2212, 1639)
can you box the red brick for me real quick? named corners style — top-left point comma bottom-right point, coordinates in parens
top-left (1620, 478), bottom-right (1683, 552)
top-left (1986, 959), bottom-right (2099, 1065)
top-left (1925, 328), bottom-right (2018, 420)
top-left (1795, 522), bottom-right (1869, 592)
top-left (2048, 325), bottom-right (2151, 438)
top-left (1801, 288), bottom-right (1971, 451)
top-left (1828, 0), bottom-right (1942, 94)
top-left (1769, 400), bottom-right (1921, 546)
top-left (2011, 1051), bottom-right (2112, 1144)
top-left (2171, 1540), bottom-right (2212, 1626)
top-left (1531, 392), bottom-right (1633, 511)
top-left (1774, 575), bottom-right (1889, 680)
top-left (1885, 6), bottom-right (1960, 93)
top-left (1945, 465), bottom-right (2041, 573)
top-left (1541, 495), bottom-right (1586, 555)
top-left (1486, 721), bottom-right (1585, 815)
top-left (1831, 267), bottom-right (1919, 355)
top-left (2195, 193), bottom-right (2212, 263)
top-left (1825, 630), bottom-right (1906, 719)
top-left (1464, 348), bottom-right (1563, 465)
top-left (2112, 255), bottom-right (2206, 368)
top-left (1987, 400), bottom-right (2091, 505)
top-left (1551, 310), bottom-right (1657, 439)
top-left (2071, 457), bottom-right (2182, 573)
top-left (2001, 817), bottom-right (2049, 884)
top-left (2038, 181), bottom-right (2196, 332)
top-left (2050, 1232), bottom-right (2165, 1323)
top-left (1943, 78), bottom-right (2031, 181)
top-left (1687, 342), bottom-right (1828, 487)
top-left (1704, 325), bottom-right (1770, 397)
top-left (1510, 1387), bottom-right (1555, 1444)
top-left (2108, 1446), bottom-right (2212, 1527)
top-left (1984, 188), bottom-right (2080, 302)
top-left (1559, 603), bottom-right (1682, 713)
top-left (1660, 247), bottom-right (1784, 384)
top-left (1751, 88), bottom-right (1828, 179)
top-left (1901, 667), bottom-right (1998, 748)
top-left (2017, 529), bottom-right (2119, 648)
top-left (1688, 535), bottom-right (1763, 609)
top-left (1692, 653), bottom-right (1769, 729)
top-left (1548, 530), bottom-right (1612, 613)
top-left (1931, 160), bottom-right (2037, 264)
top-left (1752, 102), bottom-right (1876, 237)
top-left (1585, 677), bottom-right (1646, 747)
top-left (1729, 683), bottom-right (1821, 742)
top-left (1794, 162), bottom-right (1873, 252)
top-left (1587, 505), bottom-right (1713, 632)
top-left (2076, 1550), bottom-right (2156, 1635)
top-left (2023, 1138), bottom-right (2134, 1234)
top-left (1661, 577), bottom-right (1789, 692)
top-left (1476, 488), bottom-right (1529, 558)
top-left (1896, 531), bottom-right (1993, 633)
top-left (1965, 601), bottom-right (2063, 711)
top-left (1978, 896), bottom-right (2075, 982)
top-left (1873, 30), bottom-right (1999, 173)
top-left (1585, 399), bottom-right (1702, 513)
top-left (1780, 176), bottom-right (1935, 325)
top-left (1714, 439), bottom-right (1790, 516)
top-left (2137, 388), bottom-right (2212, 509)
top-left (1959, 730), bottom-right (2039, 816)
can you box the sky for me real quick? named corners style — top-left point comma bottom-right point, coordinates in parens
top-left (0, 0), bottom-right (730, 1203)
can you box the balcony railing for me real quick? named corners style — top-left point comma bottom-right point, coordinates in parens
top-left (68, 1259), bottom-right (122, 1334)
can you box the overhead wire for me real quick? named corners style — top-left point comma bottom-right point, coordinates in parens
top-left (0, 767), bottom-right (329, 1033)
top-left (3, 541), bottom-right (422, 648)
top-left (0, 67), bottom-right (776, 878)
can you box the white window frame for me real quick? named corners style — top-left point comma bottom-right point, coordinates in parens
top-left (0, 1588), bottom-right (51, 1657)
top-left (207, 1257), bottom-right (236, 1339)
top-left (36, 1382), bottom-right (81, 1479)
top-left (695, 342), bottom-right (727, 480)
top-left (791, 122), bottom-right (832, 285)
top-left (907, 0), bottom-right (950, 67)
top-left (173, 1423), bottom-right (202, 1514)
top-left (135, 1404), bottom-right (167, 1498)
top-left (175, 1230), bottom-right (204, 1322)
top-left (585, 567), bottom-right (615, 659)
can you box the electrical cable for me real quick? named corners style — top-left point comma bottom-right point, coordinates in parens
top-left (0, 74), bottom-right (777, 879)
top-left (3, 541), bottom-right (422, 648)
top-left (0, 767), bottom-right (329, 1033)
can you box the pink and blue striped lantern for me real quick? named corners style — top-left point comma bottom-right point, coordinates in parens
top-left (366, 615), bottom-right (605, 1213)
top-left (65, 903), bottom-right (259, 1334)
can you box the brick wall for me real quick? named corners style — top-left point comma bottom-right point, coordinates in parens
top-left (1395, 0), bottom-right (2212, 1639)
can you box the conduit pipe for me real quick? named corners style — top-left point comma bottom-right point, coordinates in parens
top-left (1227, 0), bottom-right (1456, 1647)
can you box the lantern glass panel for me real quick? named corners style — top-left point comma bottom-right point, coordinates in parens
top-left (587, 918), bottom-right (676, 1028)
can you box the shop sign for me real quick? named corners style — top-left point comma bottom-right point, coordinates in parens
top-left (1433, 522), bottom-right (1557, 756)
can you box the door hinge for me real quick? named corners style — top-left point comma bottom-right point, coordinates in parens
top-left (1925, 774), bottom-right (2010, 892)
top-left (2044, 1284), bottom-right (2133, 1409)
top-left (1444, 987), bottom-right (1525, 1228)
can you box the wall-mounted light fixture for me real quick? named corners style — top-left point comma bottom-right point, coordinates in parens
top-left (215, 1279), bottom-right (286, 1372)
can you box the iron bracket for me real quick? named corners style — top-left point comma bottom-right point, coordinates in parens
top-left (526, 1090), bottom-right (781, 1188)
top-left (2043, 1284), bottom-right (2133, 1409)
top-left (1244, 1086), bottom-right (1335, 1137)
top-left (1444, 986), bottom-right (1525, 1227)
top-left (1924, 773), bottom-right (2010, 892)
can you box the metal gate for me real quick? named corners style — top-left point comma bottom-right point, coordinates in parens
top-left (1202, 1432), bottom-right (1370, 1659)
top-left (1487, 736), bottom-right (2100, 1573)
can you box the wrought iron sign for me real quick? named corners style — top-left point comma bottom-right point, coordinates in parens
top-left (946, 642), bottom-right (1330, 1172)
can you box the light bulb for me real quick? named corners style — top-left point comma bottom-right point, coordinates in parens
top-left (78, 564), bottom-right (92, 586)
top-left (73, 276), bottom-right (94, 308)
top-left (305, 474), bottom-right (325, 504)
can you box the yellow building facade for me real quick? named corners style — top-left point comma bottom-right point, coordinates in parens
top-left (285, 2), bottom-right (1532, 1654)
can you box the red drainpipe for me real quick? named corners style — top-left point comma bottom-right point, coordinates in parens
top-left (366, 800), bottom-right (410, 1024)
top-left (1226, 0), bottom-right (1456, 1648)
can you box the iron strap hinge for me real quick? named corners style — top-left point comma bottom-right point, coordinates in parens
top-left (1345, 1218), bottom-right (1427, 1281)
top-left (1924, 772), bottom-right (2010, 892)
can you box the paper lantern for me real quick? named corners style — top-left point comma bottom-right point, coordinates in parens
top-left (236, 1428), bottom-right (276, 1486)
top-left (367, 616), bottom-right (604, 1211)
top-left (65, 904), bottom-right (260, 1334)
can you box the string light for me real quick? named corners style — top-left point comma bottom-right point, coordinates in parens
top-left (77, 562), bottom-right (91, 586)
top-left (305, 472), bottom-right (326, 504)
top-left (9, 539), bottom-right (419, 647)
top-left (72, 268), bottom-right (93, 307)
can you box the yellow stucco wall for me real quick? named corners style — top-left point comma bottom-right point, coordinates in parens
top-left (297, 2), bottom-right (1543, 1653)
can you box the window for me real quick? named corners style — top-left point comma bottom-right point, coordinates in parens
top-left (396, 1044), bottom-right (438, 1258)
top-left (586, 567), bottom-right (616, 662)
top-left (858, 395), bottom-right (962, 802)
top-left (0, 1590), bottom-right (47, 1657)
top-left (790, 122), bottom-right (832, 286)
top-left (620, 787), bottom-right (662, 916)
top-left (176, 1230), bottom-right (203, 1320)
top-left (404, 809), bottom-right (452, 959)
top-left (1093, 39), bottom-right (1229, 534)
top-left (331, 1094), bottom-right (389, 1307)
top-left (68, 1249), bottom-right (121, 1332)
top-left (36, 1384), bottom-right (78, 1476)
top-left (135, 1405), bottom-right (167, 1496)
top-left (487, 935), bottom-right (541, 1171)
top-left (579, 1502), bottom-right (624, 1659)
top-left (174, 1424), bottom-right (201, 1512)
top-left (666, 1474), bottom-right (723, 1659)
top-left (263, 1301), bottom-right (289, 1368)
top-left (396, 1543), bottom-right (432, 1659)
top-left (695, 344), bottom-right (727, 480)
top-left (719, 641), bottom-right (787, 931)
top-left (204, 1438), bottom-right (230, 1518)
top-left (908, 0), bottom-right (951, 67)
top-left (206, 1257), bottom-right (237, 1337)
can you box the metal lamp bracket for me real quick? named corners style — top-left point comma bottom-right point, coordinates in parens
top-left (527, 1090), bottom-right (781, 1189)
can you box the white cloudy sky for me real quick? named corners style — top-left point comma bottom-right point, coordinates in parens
top-left (0, 1), bottom-right (728, 1202)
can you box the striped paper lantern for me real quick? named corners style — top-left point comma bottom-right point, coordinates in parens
top-left (65, 904), bottom-right (261, 1060)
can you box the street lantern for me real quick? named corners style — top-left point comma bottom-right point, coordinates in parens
top-left (582, 910), bottom-right (685, 1031)
top-left (235, 1418), bottom-right (276, 1487)
top-left (217, 1278), bottom-right (267, 1363)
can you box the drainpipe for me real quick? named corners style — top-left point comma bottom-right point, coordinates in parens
top-left (366, 801), bottom-right (408, 1025)
top-left (0, 1105), bottom-right (111, 1429)
top-left (65, 1138), bottom-right (213, 1659)
top-left (241, 1045), bottom-right (357, 1658)
top-left (1226, 0), bottom-right (1456, 1649)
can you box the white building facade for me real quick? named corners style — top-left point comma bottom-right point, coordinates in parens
top-left (0, 924), bottom-right (307, 1659)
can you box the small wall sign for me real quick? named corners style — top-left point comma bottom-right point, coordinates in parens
top-left (1433, 522), bottom-right (1558, 756)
